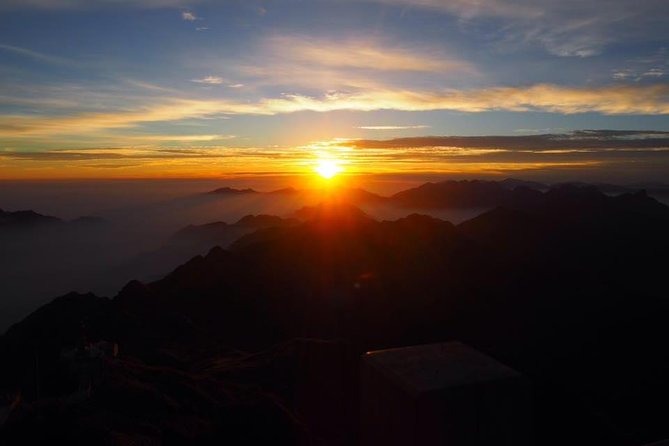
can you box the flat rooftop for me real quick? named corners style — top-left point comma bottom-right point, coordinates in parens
top-left (363, 341), bottom-right (522, 397)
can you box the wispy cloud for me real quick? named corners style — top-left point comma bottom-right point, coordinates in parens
top-left (2, 130), bottom-right (668, 180)
top-left (1, 83), bottom-right (668, 139)
top-left (612, 69), bottom-right (635, 81)
top-left (264, 36), bottom-right (476, 73)
top-left (121, 79), bottom-right (180, 93)
top-left (367, 0), bottom-right (541, 19)
top-left (367, 0), bottom-right (669, 58)
top-left (181, 10), bottom-right (198, 21)
top-left (191, 76), bottom-right (225, 85)
top-left (612, 47), bottom-right (668, 82)
top-left (119, 134), bottom-right (236, 142)
top-left (350, 130), bottom-right (669, 150)
top-left (0, 43), bottom-right (71, 65)
top-left (254, 84), bottom-right (669, 116)
top-left (8, 144), bottom-right (663, 180)
top-left (612, 68), bottom-right (666, 82)
top-left (643, 69), bottom-right (665, 78)
top-left (235, 35), bottom-right (478, 92)
top-left (0, 0), bottom-right (200, 10)
top-left (358, 125), bottom-right (430, 130)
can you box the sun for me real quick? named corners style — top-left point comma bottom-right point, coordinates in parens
top-left (315, 159), bottom-right (342, 179)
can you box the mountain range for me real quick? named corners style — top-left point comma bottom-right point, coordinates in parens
top-left (1, 181), bottom-right (669, 444)
top-left (203, 178), bottom-right (669, 209)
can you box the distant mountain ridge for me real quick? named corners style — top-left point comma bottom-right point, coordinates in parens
top-left (0, 208), bottom-right (62, 229)
top-left (119, 214), bottom-right (298, 283)
top-left (0, 209), bottom-right (104, 232)
top-left (203, 178), bottom-right (669, 209)
top-left (207, 186), bottom-right (259, 195)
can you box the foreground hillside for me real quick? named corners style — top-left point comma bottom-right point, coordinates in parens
top-left (1, 184), bottom-right (668, 445)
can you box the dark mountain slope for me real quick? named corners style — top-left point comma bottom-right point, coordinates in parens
top-left (118, 214), bottom-right (298, 284)
top-left (391, 179), bottom-right (545, 208)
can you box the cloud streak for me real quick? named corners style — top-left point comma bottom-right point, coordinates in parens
top-left (1, 84), bottom-right (668, 139)
top-left (349, 130), bottom-right (669, 150)
top-left (191, 76), bottom-right (225, 85)
top-left (358, 125), bottom-right (430, 130)
top-left (5, 131), bottom-right (667, 181)
top-left (0, 44), bottom-right (71, 65)
top-left (234, 35), bottom-right (478, 92)
top-left (255, 83), bottom-right (669, 115)
top-left (0, 0), bottom-right (200, 10)
top-left (264, 36), bottom-right (476, 73)
top-left (181, 10), bottom-right (197, 21)
top-left (368, 0), bottom-right (669, 57)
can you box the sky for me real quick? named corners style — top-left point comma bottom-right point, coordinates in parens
top-left (0, 0), bottom-right (668, 181)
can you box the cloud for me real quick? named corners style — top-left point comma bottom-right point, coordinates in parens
top-left (236, 35), bottom-right (478, 92)
top-left (0, 146), bottom-right (322, 179)
top-left (367, 0), bottom-right (669, 58)
top-left (119, 134), bottom-right (236, 142)
top-left (228, 83), bottom-right (245, 88)
top-left (3, 0), bottom-right (666, 61)
top-left (181, 10), bottom-right (198, 21)
top-left (0, 44), bottom-right (71, 65)
top-left (358, 125), bottom-right (430, 130)
top-left (253, 83), bottom-right (669, 115)
top-left (0, 95), bottom-right (81, 109)
top-left (349, 130), bottom-right (669, 150)
top-left (191, 76), bottom-right (225, 85)
top-left (2, 130), bottom-right (667, 180)
top-left (1, 83), bottom-right (668, 139)
top-left (642, 69), bottom-right (665, 78)
top-left (0, 147), bottom-right (236, 162)
top-left (0, 0), bottom-right (200, 10)
top-left (0, 101), bottom-right (233, 137)
top-left (367, 0), bottom-right (540, 19)
top-left (264, 36), bottom-right (476, 74)
top-left (611, 48), bottom-right (668, 82)
top-left (612, 69), bottom-right (666, 82)
top-left (612, 69), bottom-right (635, 81)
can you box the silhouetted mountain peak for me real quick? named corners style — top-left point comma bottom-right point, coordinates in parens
top-left (394, 213), bottom-right (447, 225)
top-left (118, 279), bottom-right (151, 298)
top-left (205, 245), bottom-right (226, 258)
top-left (547, 182), bottom-right (604, 197)
top-left (69, 215), bottom-right (106, 225)
top-left (386, 178), bottom-right (669, 215)
top-left (499, 178), bottom-right (547, 190)
top-left (207, 186), bottom-right (258, 195)
top-left (235, 214), bottom-right (296, 228)
top-left (293, 203), bottom-right (373, 226)
top-left (391, 180), bottom-right (510, 208)
top-left (269, 187), bottom-right (300, 195)
top-left (172, 222), bottom-right (230, 241)
top-left (609, 189), bottom-right (669, 218)
top-left (334, 187), bottom-right (387, 203)
top-left (0, 208), bottom-right (62, 229)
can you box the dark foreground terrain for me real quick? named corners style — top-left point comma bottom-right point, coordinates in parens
top-left (1, 183), bottom-right (668, 445)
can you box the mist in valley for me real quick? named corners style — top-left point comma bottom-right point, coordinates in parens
top-left (0, 179), bottom-right (489, 332)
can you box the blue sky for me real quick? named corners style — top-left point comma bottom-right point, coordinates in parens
top-left (0, 0), bottom-right (668, 179)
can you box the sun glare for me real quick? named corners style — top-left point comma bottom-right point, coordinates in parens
top-left (315, 159), bottom-right (342, 179)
